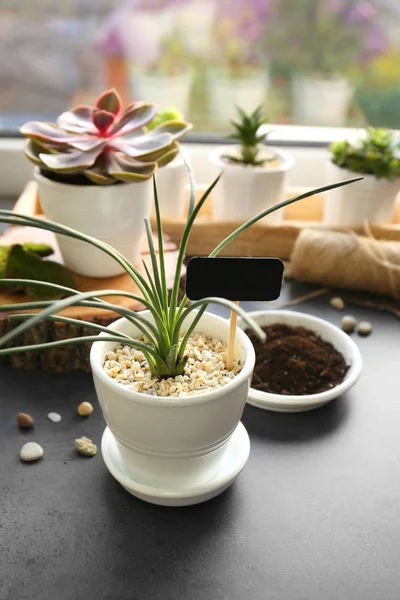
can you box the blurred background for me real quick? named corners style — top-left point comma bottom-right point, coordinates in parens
top-left (0, 0), bottom-right (398, 133)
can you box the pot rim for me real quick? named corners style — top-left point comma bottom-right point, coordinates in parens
top-left (239, 309), bottom-right (363, 406)
top-left (90, 310), bottom-right (255, 407)
top-left (209, 145), bottom-right (294, 173)
top-left (34, 167), bottom-right (149, 190)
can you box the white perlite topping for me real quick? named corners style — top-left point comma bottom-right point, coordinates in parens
top-left (103, 333), bottom-right (242, 397)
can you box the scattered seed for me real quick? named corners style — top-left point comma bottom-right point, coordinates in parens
top-left (77, 401), bottom-right (94, 417)
top-left (20, 442), bottom-right (43, 462)
top-left (47, 412), bottom-right (61, 423)
top-left (330, 297), bottom-right (345, 310)
top-left (75, 436), bottom-right (97, 457)
top-left (357, 321), bottom-right (372, 337)
top-left (341, 315), bottom-right (357, 334)
top-left (17, 413), bottom-right (34, 428)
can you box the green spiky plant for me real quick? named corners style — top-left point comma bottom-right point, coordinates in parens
top-left (330, 128), bottom-right (400, 181)
top-left (21, 89), bottom-right (192, 185)
top-left (0, 166), bottom-right (361, 378)
top-left (224, 105), bottom-right (274, 166)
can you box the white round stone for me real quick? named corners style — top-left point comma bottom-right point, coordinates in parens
top-left (20, 442), bottom-right (43, 462)
top-left (47, 412), bottom-right (61, 423)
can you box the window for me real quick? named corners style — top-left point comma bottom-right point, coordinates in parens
top-left (0, 0), bottom-right (397, 136)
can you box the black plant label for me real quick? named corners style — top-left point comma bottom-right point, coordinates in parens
top-left (186, 257), bottom-right (283, 301)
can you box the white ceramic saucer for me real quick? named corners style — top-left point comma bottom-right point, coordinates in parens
top-left (101, 423), bottom-right (250, 507)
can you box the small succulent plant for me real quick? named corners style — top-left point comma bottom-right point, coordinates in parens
top-left (330, 128), bottom-right (400, 181)
top-left (21, 89), bottom-right (192, 185)
top-left (224, 105), bottom-right (274, 167)
top-left (147, 106), bottom-right (183, 131)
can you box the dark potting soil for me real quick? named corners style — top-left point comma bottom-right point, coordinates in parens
top-left (245, 323), bottom-right (349, 395)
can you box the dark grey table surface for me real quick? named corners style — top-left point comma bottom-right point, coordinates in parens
top-left (1, 282), bottom-right (400, 600)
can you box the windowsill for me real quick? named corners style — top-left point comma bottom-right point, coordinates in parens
top-left (0, 123), bottom-right (361, 198)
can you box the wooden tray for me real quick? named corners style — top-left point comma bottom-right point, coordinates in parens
top-left (160, 184), bottom-right (400, 260)
top-left (16, 181), bottom-right (400, 260)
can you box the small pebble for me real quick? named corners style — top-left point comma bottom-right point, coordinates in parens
top-left (17, 412), bottom-right (34, 428)
top-left (330, 297), bottom-right (345, 310)
top-left (341, 315), bottom-right (357, 334)
top-left (75, 436), bottom-right (97, 457)
top-left (47, 412), bottom-right (61, 423)
top-left (20, 442), bottom-right (43, 462)
top-left (357, 321), bottom-right (372, 337)
top-left (77, 401), bottom-right (94, 417)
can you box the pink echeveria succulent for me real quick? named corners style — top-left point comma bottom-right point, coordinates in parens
top-left (21, 89), bottom-right (192, 185)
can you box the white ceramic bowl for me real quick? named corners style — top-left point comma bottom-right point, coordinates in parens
top-left (239, 310), bottom-right (363, 412)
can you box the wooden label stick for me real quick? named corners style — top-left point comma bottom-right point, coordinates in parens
top-left (227, 301), bottom-right (240, 371)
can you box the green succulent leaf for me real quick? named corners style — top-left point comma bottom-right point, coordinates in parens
top-left (330, 128), bottom-right (400, 180)
top-left (96, 89), bottom-right (122, 115)
top-left (154, 143), bottom-right (180, 168)
top-left (24, 139), bottom-right (47, 167)
top-left (149, 120), bottom-right (193, 140)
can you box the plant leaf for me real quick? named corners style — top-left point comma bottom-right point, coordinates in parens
top-left (39, 146), bottom-right (102, 173)
top-left (20, 122), bottom-right (83, 145)
top-left (92, 110), bottom-right (115, 134)
top-left (210, 178), bottom-right (364, 257)
top-left (57, 105), bottom-right (97, 134)
top-left (24, 139), bottom-right (47, 167)
top-left (83, 168), bottom-right (116, 185)
top-left (149, 120), bottom-right (192, 141)
top-left (69, 137), bottom-right (106, 152)
top-left (96, 89), bottom-right (121, 115)
top-left (111, 102), bottom-right (157, 136)
top-left (155, 144), bottom-right (180, 168)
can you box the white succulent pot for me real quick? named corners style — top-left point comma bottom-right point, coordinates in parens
top-left (91, 309), bottom-right (255, 489)
top-left (324, 161), bottom-right (400, 226)
top-left (207, 69), bottom-right (269, 124)
top-left (292, 75), bottom-right (353, 127)
top-left (152, 148), bottom-right (191, 221)
top-left (130, 70), bottom-right (192, 117)
top-left (209, 146), bottom-right (294, 223)
top-left (35, 169), bottom-right (152, 278)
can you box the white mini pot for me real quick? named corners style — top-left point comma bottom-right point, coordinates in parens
top-left (239, 310), bottom-right (363, 413)
top-left (207, 69), bottom-right (269, 124)
top-left (292, 75), bottom-right (353, 127)
top-left (91, 310), bottom-right (255, 489)
top-left (324, 161), bottom-right (400, 226)
top-left (152, 148), bottom-right (191, 220)
top-left (209, 146), bottom-right (294, 223)
top-left (35, 169), bottom-right (152, 278)
top-left (131, 70), bottom-right (192, 117)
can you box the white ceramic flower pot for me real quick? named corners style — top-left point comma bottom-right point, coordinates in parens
top-left (152, 148), bottom-right (191, 221)
top-left (209, 146), bottom-right (294, 223)
top-left (292, 75), bottom-right (353, 127)
top-left (91, 310), bottom-right (255, 490)
top-left (239, 310), bottom-right (362, 413)
top-left (131, 70), bottom-right (192, 117)
top-left (35, 170), bottom-right (152, 278)
top-left (324, 161), bottom-right (400, 226)
top-left (207, 69), bottom-right (269, 124)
